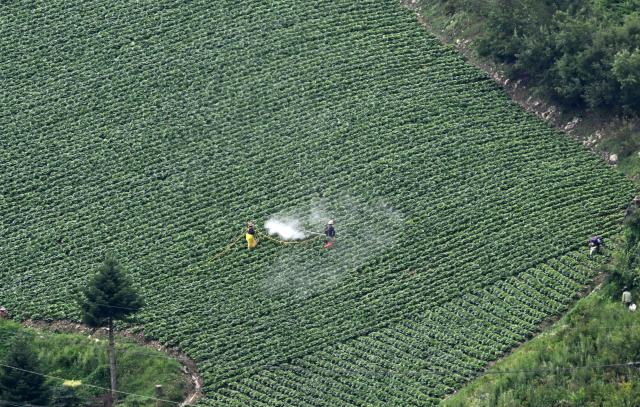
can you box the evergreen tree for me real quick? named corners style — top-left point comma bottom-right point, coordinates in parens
top-left (78, 256), bottom-right (143, 406)
top-left (51, 385), bottom-right (82, 407)
top-left (0, 333), bottom-right (50, 405)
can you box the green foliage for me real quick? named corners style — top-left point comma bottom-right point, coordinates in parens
top-left (77, 256), bottom-right (143, 405)
top-left (0, 320), bottom-right (21, 357)
top-left (78, 256), bottom-right (143, 328)
top-left (0, 320), bottom-right (186, 406)
top-left (445, 214), bottom-right (640, 406)
top-left (606, 206), bottom-right (640, 294)
top-left (51, 385), bottom-right (82, 407)
top-left (0, 334), bottom-right (51, 406)
top-left (600, 121), bottom-right (640, 160)
top-left (443, 292), bottom-right (640, 407)
top-left (0, 0), bottom-right (635, 404)
top-left (447, 0), bottom-right (640, 113)
top-left (594, 0), bottom-right (640, 20)
top-left (613, 47), bottom-right (640, 111)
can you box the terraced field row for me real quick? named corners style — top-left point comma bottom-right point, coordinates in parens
top-left (208, 252), bottom-right (609, 406)
top-left (0, 0), bottom-right (634, 405)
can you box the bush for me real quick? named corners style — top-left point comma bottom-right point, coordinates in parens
top-left (0, 334), bottom-right (51, 405)
top-left (613, 48), bottom-right (640, 112)
top-left (51, 385), bottom-right (82, 407)
top-left (606, 208), bottom-right (640, 296)
top-left (451, 0), bottom-right (640, 114)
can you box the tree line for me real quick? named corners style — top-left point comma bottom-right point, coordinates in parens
top-left (433, 0), bottom-right (640, 114)
top-left (0, 256), bottom-right (143, 406)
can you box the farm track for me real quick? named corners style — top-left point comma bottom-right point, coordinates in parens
top-left (0, 0), bottom-right (635, 405)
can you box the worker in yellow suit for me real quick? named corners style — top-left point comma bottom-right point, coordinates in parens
top-left (246, 222), bottom-right (257, 249)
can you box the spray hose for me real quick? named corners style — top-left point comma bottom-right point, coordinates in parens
top-left (190, 226), bottom-right (324, 271)
top-left (188, 229), bottom-right (245, 271)
top-left (207, 233), bottom-right (245, 261)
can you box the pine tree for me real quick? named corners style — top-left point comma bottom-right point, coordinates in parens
top-left (78, 256), bottom-right (143, 406)
top-left (51, 384), bottom-right (81, 407)
top-left (0, 333), bottom-right (50, 405)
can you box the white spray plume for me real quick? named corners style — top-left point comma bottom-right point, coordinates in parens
top-left (262, 195), bottom-right (405, 301)
top-left (264, 218), bottom-right (306, 240)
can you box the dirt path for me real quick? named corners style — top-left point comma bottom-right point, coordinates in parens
top-left (20, 319), bottom-right (203, 406)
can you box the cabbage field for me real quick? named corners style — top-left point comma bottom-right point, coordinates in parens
top-left (0, 0), bottom-right (635, 405)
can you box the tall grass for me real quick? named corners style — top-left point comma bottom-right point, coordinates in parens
top-left (0, 321), bottom-right (186, 406)
top-left (443, 291), bottom-right (640, 406)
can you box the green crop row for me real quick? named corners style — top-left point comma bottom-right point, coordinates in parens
top-left (0, 0), bottom-right (635, 405)
top-left (209, 252), bottom-right (608, 406)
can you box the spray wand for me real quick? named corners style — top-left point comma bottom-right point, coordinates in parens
top-left (301, 229), bottom-right (324, 236)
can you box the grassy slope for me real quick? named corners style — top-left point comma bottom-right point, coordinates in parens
top-left (0, 1), bottom-right (635, 405)
top-left (0, 320), bottom-right (185, 406)
top-left (442, 289), bottom-right (640, 407)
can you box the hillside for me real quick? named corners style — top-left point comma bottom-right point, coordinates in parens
top-left (416, 0), bottom-right (640, 183)
top-left (0, 1), bottom-right (635, 405)
top-left (443, 290), bottom-right (640, 406)
top-left (0, 320), bottom-right (187, 406)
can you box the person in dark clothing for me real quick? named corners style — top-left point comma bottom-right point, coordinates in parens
top-left (324, 220), bottom-right (336, 245)
top-left (588, 235), bottom-right (604, 257)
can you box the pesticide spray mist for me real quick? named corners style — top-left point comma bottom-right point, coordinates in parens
top-left (264, 218), bottom-right (307, 240)
top-left (262, 195), bottom-right (404, 300)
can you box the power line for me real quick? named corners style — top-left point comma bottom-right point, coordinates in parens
top-left (0, 364), bottom-right (190, 406)
top-left (1, 323), bottom-right (639, 400)
top-left (9, 321), bottom-right (640, 367)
